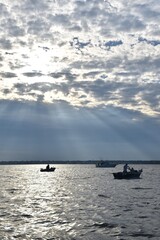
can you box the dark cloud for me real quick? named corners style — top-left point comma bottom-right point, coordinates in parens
top-left (71, 79), bottom-right (123, 102)
top-left (0, 54), bottom-right (3, 61)
top-left (1, 17), bottom-right (25, 37)
top-left (2, 89), bottom-right (11, 95)
top-left (73, 1), bottom-right (100, 20)
top-left (140, 83), bottom-right (160, 112)
top-left (133, 3), bottom-right (160, 21)
top-left (14, 82), bottom-right (52, 94)
top-left (49, 70), bottom-right (78, 82)
top-left (20, 0), bottom-right (49, 12)
top-left (5, 52), bottom-right (14, 55)
top-left (0, 38), bottom-right (12, 49)
top-left (13, 82), bottom-right (70, 99)
top-left (10, 73), bottom-right (160, 117)
top-left (0, 72), bottom-right (17, 78)
top-left (0, 3), bottom-right (9, 16)
top-left (68, 25), bottom-right (82, 32)
top-left (9, 59), bottom-right (26, 70)
top-left (27, 18), bottom-right (51, 35)
top-left (70, 60), bottom-right (103, 70)
top-left (48, 13), bottom-right (71, 26)
top-left (123, 56), bottom-right (160, 75)
top-left (115, 71), bottom-right (140, 77)
top-left (98, 12), bottom-right (145, 37)
top-left (38, 46), bottom-right (50, 51)
top-left (22, 72), bottom-right (43, 77)
top-left (49, 72), bottom-right (63, 79)
top-left (9, 25), bottom-right (25, 37)
top-left (116, 16), bottom-right (145, 32)
top-left (83, 71), bottom-right (103, 79)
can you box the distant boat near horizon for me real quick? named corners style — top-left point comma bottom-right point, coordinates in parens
top-left (96, 160), bottom-right (117, 168)
top-left (40, 165), bottom-right (56, 172)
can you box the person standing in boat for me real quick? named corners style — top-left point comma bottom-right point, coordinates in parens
top-left (123, 163), bottom-right (130, 173)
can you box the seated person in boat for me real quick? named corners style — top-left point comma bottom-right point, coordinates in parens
top-left (46, 164), bottom-right (50, 170)
top-left (130, 167), bottom-right (135, 172)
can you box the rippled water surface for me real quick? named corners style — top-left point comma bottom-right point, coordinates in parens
top-left (0, 164), bottom-right (160, 240)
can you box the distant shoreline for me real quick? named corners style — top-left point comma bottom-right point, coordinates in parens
top-left (0, 160), bottom-right (160, 165)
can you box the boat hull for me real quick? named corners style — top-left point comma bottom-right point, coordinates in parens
top-left (113, 169), bottom-right (142, 179)
top-left (40, 167), bottom-right (56, 172)
top-left (96, 161), bottom-right (116, 168)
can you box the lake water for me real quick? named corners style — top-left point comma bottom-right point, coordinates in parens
top-left (0, 164), bottom-right (160, 240)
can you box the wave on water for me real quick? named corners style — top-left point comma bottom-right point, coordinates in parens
top-left (92, 222), bottom-right (118, 229)
top-left (0, 164), bottom-right (160, 240)
top-left (132, 187), bottom-right (153, 190)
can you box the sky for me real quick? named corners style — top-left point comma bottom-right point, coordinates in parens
top-left (0, 0), bottom-right (160, 161)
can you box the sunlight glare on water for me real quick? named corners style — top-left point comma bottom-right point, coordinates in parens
top-left (0, 164), bottom-right (160, 240)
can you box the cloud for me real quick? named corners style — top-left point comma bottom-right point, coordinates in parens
top-left (0, 38), bottom-right (12, 49)
top-left (104, 40), bottom-right (123, 49)
top-left (22, 72), bottom-right (43, 77)
top-left (0, 0), bottom-right (159, 117)
top-left (0, 3), bottom-right (9, 17)
top-left (0, 72), bottom-right (17, 78)
top-left (49, 70), bottom-right (78, 82)
top-left (27, 18), bottom-right (51, 36)
top-left (70, 37), bottom-right (91, 51)
top-left (138, 37), bottom-right (160, 46)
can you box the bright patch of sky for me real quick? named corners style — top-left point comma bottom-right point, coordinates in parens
top-left (0, 0), bottom-right (160, 116)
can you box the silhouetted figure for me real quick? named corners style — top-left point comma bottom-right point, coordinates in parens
top-left (123, 163), bottom-right (130, 173)
top-left (46, 164), bottom-right (50, 170)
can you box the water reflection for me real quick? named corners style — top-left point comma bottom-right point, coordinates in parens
top-left (0, 164), bottom-right (160, 239)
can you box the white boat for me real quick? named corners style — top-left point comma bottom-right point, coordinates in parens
top-left (96, 160), bottom-right (116, 168)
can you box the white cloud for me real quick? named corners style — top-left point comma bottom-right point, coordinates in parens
top-left (0, 0), bottom-right (160, 116)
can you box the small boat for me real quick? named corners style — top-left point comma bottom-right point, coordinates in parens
top-left (40, 167), bottom-right (56, 172)
top-left (113, 169), bottom-right (142, 179)
top-left (96, 160), bottom-right (116, 168)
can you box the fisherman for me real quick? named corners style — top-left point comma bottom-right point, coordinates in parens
top-left (46, 164), bottom-right (50, 170)
top-left (123, 163), bottom-right (130, 173)
top-left (130, 167), bottom-right (135, 172)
